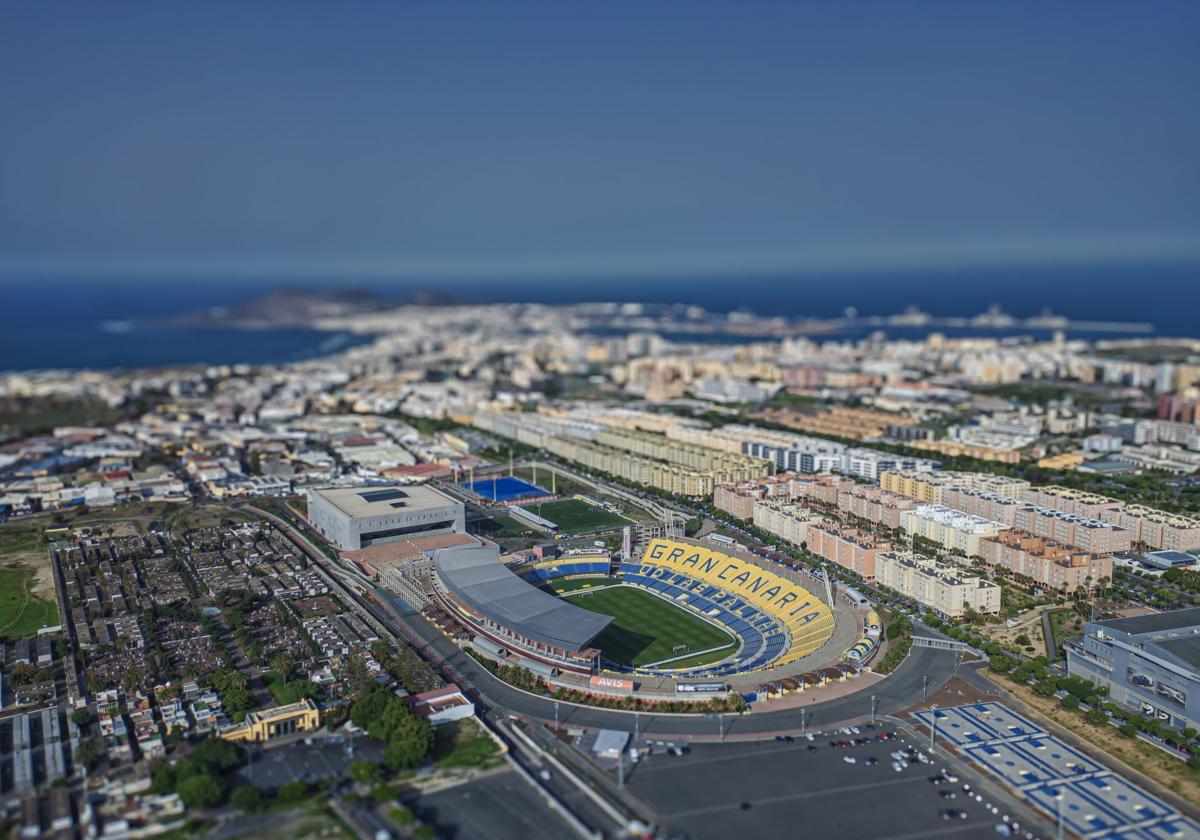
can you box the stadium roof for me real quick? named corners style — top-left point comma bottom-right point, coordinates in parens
top-left (1097, 606), bottom-right (1200, 637)
top-left (432, 544), bottom-right (612, 652)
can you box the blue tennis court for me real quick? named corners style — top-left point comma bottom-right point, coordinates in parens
top-left (463, 476), bottom-right (550, 502)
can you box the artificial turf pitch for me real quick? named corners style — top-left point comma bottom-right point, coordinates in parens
top-left (525, 498), bottom-right (631, 533)
top-left (563, 584), bottom-right (736, 667)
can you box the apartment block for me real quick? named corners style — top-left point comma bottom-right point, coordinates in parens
top-left (1020, 485), bottom-right (1125, 519)
top-left (875, 551), bottom-right (1001, 618)
top-left (899, 504), bottom-right (1009, 556)
top-left (1102, 505), bottom-right (1200, 552)
top-left (942, 487), bottom-right (1133, 555)
top-left (752, 500), bottom-right (825, 548)
top-left (714, 474), bottom-right (798, 520)
top-left (880, 470), bottom-right (1031, 505)
top-left (978, 531), bottom-right (1113, 593)
top-left (808, 524), bottom-right (892, 581)
top-left (837, 484), bottom-right (917, 530)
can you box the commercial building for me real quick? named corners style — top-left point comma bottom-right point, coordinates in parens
top-left (977, 531), bottom-right (1113, 593)
top-left (1140, 550), bottom-right (1199, 572)
top-left (807, 524), bottom-right (892, 581)
top-left (306, 484), bottom-right (466, 551)
top-left (1067, 608), bottom-right (1200, 731)
top-left (899, 504), bottom-right (1009, 557)
top-left (875, 551), bottom-right (1001, 618)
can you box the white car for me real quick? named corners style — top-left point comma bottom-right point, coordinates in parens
top-left (843, 756), bottom-right (856, 764)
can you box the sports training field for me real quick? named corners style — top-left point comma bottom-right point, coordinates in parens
top-left (527, 498), bottom-right (631, 533)
top-left (563, 584), bottom-right (736, 668)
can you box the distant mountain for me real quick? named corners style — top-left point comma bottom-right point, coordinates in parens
top-left (160, 286), bottom-right (460, 328)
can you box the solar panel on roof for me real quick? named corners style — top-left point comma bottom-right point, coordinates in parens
top-left (358, 489), bottom-right (408, 503)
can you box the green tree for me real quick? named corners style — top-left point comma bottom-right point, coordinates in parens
top-left (349, 761), bottom-right (381, 784)
top-left (177, 775), bottom-right (223, 809)
top-left (351, 687), bottom-right (392, 730)
top-left (230, 785), bottom-right (262, 811)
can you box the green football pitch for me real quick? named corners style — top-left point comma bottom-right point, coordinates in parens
top-left (525, 498), bottom-right (631, 533)
top-left (563, 584), bottom-right (736, 668)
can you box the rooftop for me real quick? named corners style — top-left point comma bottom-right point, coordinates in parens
top-left (310, 484), bottom-right (458, 518)
top-left (1096, 606), bottom-right (1200, 637)
top-left (1154, 636), bottom-right (1200, 671)
top-left (433, 543), bottom-right (612, 652)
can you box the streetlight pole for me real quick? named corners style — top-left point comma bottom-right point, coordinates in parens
top-left (634, 711), bottom-right (640, 743)
top-left (923, 674), bottom-right (928, 701)
top-left (719, 714), bottom-right (725, 742)
top-left (553, 701), bottom-right (559, 732)
top-left (800, 708), bottom-right (806, 736)
top-left (871, 695), bottom-right (877, 724)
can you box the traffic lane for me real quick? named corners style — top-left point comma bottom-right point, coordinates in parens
top-left (396, 605), bottom-right (959, 736)
top-left (629, 737), bottom-right (1005, 840)
top-left (410, 769), bottom-right (580, 840)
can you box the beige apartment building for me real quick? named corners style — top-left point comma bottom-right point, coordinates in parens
top-left (1102, 505), bottom-right (1200, 552)
top-left (714, 474), bottom-right (798, 520)
top-left (941, 487), bottom-right (1133, 555)
top-left (752, 500), bottom-right (825, 548)
top-left (900, 504), bottom-right (1009, 557)
top-left (594, 428), bottom-right (769, 475)
top-left (837, 485), bottom-right (917, 530)
top-left (875, 551), bottom-right (1001, 618)
top-left (880, 470), bottom-right (1031, 505)
top-left (541, 436), bottom-right (764, 498)
top-left (978, 531), bottom-right (1113, 593)
top-left (808, 524), bottom-right (892, 581)
top-left (713, 473), bottom-right (851, 520)
top-left (1020, 485), bottom-right (1124, 519)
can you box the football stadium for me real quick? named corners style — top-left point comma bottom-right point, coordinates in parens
top-left (429, 537), bottom-right (838, 681)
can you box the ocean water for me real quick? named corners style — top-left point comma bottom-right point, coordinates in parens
top-left (2, 260), bottom-right (1198, 371)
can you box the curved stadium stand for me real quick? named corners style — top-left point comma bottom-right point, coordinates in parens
top-left (517, 539), bottom-right (835, 676)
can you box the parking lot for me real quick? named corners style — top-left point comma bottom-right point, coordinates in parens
top-left (410, 769), bottom-right (581, 840)
top-left (629, 724), bottom-right (1046, 840)
top-left (234, 736), bottom-right (384, 789)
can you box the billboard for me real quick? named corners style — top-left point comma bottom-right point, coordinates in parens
top-left (590, 675), bottom-right (634, 691)
top-left (676, 682), bottom-right (728, 694)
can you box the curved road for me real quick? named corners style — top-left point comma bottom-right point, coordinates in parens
top-left (253, 501), bottom-right (960, 738)
top-left (394, 601), bottom-right (960, 738)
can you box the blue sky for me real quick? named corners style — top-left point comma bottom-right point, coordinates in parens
top-left (1, 1), bottom-right (1198, 281)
